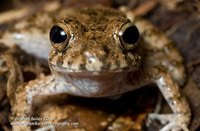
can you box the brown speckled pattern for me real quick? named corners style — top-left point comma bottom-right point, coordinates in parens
top-left (49, 6), bottom-right (142, 72)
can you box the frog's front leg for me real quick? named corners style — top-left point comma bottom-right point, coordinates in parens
top-left (142, 67), bottom-right (191, 131)
top-left (11, 75), bottom-right (57, 131)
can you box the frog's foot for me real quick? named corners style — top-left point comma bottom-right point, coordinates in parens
top-left (148, 113), bottom-right (189, 131)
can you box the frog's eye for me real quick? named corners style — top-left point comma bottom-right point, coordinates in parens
top-left (119, 23), bottom-right (139, 51)
top-left (50, 25), bottom-right (70, 52)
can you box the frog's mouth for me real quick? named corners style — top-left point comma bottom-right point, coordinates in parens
top-left (50, 62), bottom-right (139, 73)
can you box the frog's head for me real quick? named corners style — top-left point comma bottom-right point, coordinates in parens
top-left (48, 6), bottom-right (141, 75)
top-left (48, 6), bottom-right (142, 97)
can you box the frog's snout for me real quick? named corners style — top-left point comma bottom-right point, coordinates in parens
top-left (84, 50), bottom-right (106, 64)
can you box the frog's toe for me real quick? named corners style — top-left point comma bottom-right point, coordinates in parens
top-left (148, 114), bottom-right (173, 125)
top-left (148, 113), bottom-right (189, 131)
top-left (160, 123), bottom-right (188, 131)
top-left (160, 122), bottom-right (189, 131)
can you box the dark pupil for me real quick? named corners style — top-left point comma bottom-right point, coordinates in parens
top-left (50, 26), bottom-right (67, 43)
top-left (122, 26), bottom-right (139, 44)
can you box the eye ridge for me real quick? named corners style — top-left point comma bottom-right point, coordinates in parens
top-left (122, 26), bottom-right (139, 44)
top-left (50, 26), bottom-right (67, 43)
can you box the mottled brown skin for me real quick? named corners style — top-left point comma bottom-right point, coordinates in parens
top-left (3, 5), bottom-right (190, 131)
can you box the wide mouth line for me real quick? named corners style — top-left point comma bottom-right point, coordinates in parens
top-left (50, 64), bottom-right (135, 73)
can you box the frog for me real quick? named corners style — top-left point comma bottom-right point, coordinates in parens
top-left (0, 4), bottom-right (190, 131)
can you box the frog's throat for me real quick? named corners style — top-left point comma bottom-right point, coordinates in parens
top-left (53, 71), bottom-right (136, 97)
